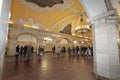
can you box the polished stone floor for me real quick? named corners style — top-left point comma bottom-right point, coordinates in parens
top-left (2, 53), bottom-right (96, 80)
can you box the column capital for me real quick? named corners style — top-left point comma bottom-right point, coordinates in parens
top-left (89, 9), bottom-right (118, 25)
top-left (91, 15), bottom-right (118, 28)
top-left (105, 15), bottom-right (118, 24)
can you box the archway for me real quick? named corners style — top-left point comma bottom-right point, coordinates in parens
top-left (43, 37), bottom-right (55, 52)
top-left (60, 38), bottom-right (70, 49)
top-left (16, 33), bottom-right (37, 52)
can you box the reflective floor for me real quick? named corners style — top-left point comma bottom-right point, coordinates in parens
top-left (2, 53), bottom-right (96, 80)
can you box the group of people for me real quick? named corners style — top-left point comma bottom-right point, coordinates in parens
top-left (15, 44), bottom-right (45, 62)
top-left (37, 46), bottom-right (44, 56)
top-left (52, 46), bottom-right (66, 55)
top-left (68, 46), bottom-right (93, 56)
top-left (52, 46), bottom-right (93, 59)
top-left (15, 44), bottom-right (93, 62)
top-left (15, 44), bottom-right (34, 62)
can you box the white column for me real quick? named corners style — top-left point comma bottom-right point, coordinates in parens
top-left (93, 18), bottom-right (120, 79)
top-left (0, 0), bottom-right (11, 80)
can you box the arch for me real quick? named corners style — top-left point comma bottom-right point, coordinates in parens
top-left (78, 0), bottom-right (113, 18)
top-left (50, 13), bottom-right (80, 31)
top-left (60, 39), bottom-right (68, 44)
top-left (17, 33), bottom-right (37, 45)
top-left (16, 33), bottom-right (38, 40)
top-left (59, 38), bottom-right (71, 49)
top-left (50, 12), bottom-right (88, 34)
top-left (62, 38), bottom-right (71, 44)
top-left (16, 33), bottom-right (38, 52)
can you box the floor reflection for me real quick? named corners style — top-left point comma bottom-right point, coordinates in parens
top-left (2, 53), bottom-right (95, 80)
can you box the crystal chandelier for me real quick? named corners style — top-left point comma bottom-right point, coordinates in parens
top-left (75, 13), bottom-right (91, 38)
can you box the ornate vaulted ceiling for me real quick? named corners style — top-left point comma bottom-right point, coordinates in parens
top-left (10, 0), bottom-right (90, 37)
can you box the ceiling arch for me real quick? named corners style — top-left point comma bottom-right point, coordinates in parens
top-left (78, 0), bottom-right (120, 18)
top-left (78, 0), bottom-right (107, 17)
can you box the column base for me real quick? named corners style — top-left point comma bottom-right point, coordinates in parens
top-left (92, 72), bottom-right (110, 80)
top-left (92, 72), bottom-right (120, 80)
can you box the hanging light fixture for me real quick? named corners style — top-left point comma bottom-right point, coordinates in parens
top-left (75, 13), bottom-right (91, 37)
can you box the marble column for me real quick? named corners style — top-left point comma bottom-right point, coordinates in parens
top-left (7, 37), bottom-right (17, 56)
top-left (92, 18), bottom-right (120, 79)
top-left (0, 0), bottom-right (11, 80)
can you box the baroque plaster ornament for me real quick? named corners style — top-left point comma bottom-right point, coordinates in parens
top-left (11, 17), bottom-right (46, 29)
top-left (58, 20), bottom-right (74, 32)
top-left (58, 24), bottom-right (66, 31)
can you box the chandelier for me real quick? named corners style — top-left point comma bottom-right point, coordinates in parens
top-left (75, 13), bottom-right (92, 43)
top-left (75, 25), bottom-right (90, 33)
top-left (74, 13), bottom-right (92, 46)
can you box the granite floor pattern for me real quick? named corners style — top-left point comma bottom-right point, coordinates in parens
top-left (2, 53), bottom-right (96, 80)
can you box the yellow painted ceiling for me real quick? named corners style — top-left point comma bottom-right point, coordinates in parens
top-left (10, 0), bottom-right (89, 35)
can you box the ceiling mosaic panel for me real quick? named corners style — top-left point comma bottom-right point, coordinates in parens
top-left (25, 0), bottom-right (64, 8)
top-left (18, 0), bottom-right (74, 11)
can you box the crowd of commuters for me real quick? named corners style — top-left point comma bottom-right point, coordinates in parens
top-left (15, 44), bottom-right (93, 62)
top-left (15, 44), bottom-right (34, 62)
top-left (52, 46), bottom-right (93, 60)
top-left (15, 44), bottom-right (45, 62)
top-left (52, 46), bottom-right (92, 55)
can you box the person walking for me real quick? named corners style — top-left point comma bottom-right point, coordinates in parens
top-left (15, 45), bottom-right (20, 62)
top-left (27, 45), bottom-right (32, 61)
top-left (85, 47), bottom-right (91, 61)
